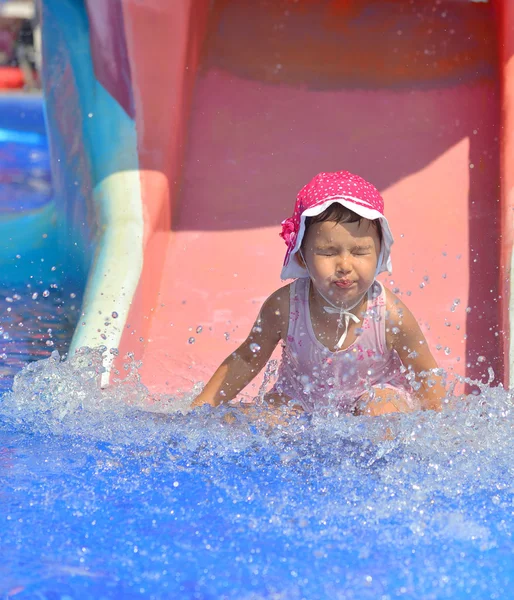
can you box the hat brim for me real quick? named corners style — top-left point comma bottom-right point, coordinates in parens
top-left (280, 197), bottom-right (393, 280)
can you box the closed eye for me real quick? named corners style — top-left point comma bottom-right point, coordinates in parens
top-left (315, 247), bottom-right (338, 256)
top-left (352, 245), bottom-right (373, 256)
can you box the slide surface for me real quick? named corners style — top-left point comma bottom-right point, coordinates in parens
top-left (134, 0), bottom-right (502, 394)
top-left (39, 0), bottom-right (509, 396)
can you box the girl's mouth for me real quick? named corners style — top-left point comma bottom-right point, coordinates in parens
top-left (333, 279), bottom-right (354, 289)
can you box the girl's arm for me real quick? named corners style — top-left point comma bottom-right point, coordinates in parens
top-left (385, 289), bottom-right (446, 412)
top-left (191, 286), bottom-right (289, 408)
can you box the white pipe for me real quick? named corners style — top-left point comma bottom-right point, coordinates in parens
top-left (68, 169), bottom-right (144, 387)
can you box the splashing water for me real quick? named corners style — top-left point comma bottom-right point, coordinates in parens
top-left (0, 285), bottom-right (77, 392)
top-left (1, 348), bottom-right (514, 598)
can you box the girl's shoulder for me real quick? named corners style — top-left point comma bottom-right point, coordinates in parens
top-left (265, 282), bottom-right (292, 311)
top-left (260, 282), bottom-right (293, 340)
top-left (382, 284), bottom-right (421, 348)
top-left (383, 285), bottom-right (404, 317)
top-left (383, 285), bottom-right (415, 320)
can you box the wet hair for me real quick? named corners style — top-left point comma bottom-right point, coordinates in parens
top-left (302, 203), bottom-right (382, 246)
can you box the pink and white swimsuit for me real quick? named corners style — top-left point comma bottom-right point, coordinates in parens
top-left (271, 278), bottom-right (417, 414)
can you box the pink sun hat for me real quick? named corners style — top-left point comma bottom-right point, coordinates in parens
top-left (280, 171), bottom-right (394, 280)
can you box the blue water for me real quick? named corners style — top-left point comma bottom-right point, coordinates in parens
top-left (1, 367), bottom-right (514, 599)
top-left (0, 95), bottom-right (50, 216)
top-left (1, 96), bottom-right (514, 599)
top-left (0, 95), bottom-right (76, 391)
top-left (0, 285), bottom-right (77, 391)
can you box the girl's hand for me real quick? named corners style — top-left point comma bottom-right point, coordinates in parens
top-left (356, 386), bottom-right (417, 416)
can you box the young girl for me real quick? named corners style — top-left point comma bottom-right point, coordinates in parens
top-left (192, 171), bottom-right (445, 416)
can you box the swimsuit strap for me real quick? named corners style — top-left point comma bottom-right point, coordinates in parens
top-left (366, 280), bottom-right (387, 354)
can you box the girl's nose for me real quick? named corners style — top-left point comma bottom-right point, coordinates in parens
top-left (336, 255), bottom-right (352, 274)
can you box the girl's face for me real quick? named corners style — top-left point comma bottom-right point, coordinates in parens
top-left (299, 219), bottom-right (380, 309)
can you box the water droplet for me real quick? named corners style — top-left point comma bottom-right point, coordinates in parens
top-left (46, 340), bottom-right (54, 346)
top-left (88, 112), bottom-right (93, 118)
top-left (111, 311), bottom-right (118, 319)
top-left (224, 332), bottom-right (230, 341)
top-left (42, 290), bottom-right (50, 297)
top-left (450, 299), bottom-right (461, 312)
top-left (477, 355), bottom-right (486, 363)
top-left (249, 343), bottom-right (261, 353)
top-left (188, 337), bottom-right (195, 344)
top-left (196, 325), bottom-right (203, 334)
top-left (444, 347), bottom-right (451, 355)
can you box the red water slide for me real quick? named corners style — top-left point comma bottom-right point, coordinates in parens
top-left (116, 0), bottom-right (509, 396)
